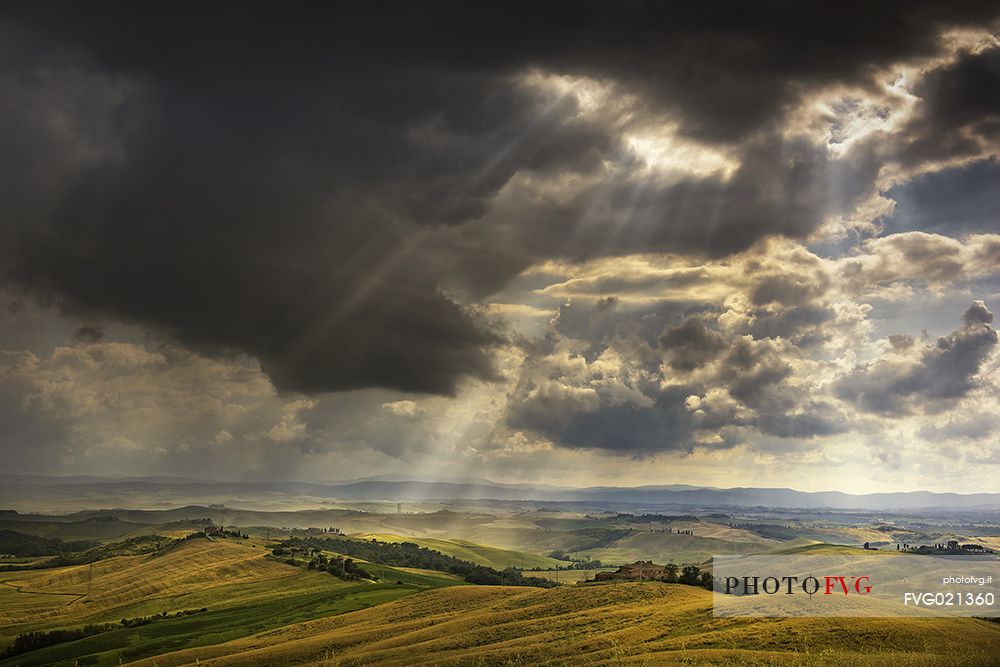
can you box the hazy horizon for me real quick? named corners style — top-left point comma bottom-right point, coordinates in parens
top-left (7, 472), bottom-right (1000, 501)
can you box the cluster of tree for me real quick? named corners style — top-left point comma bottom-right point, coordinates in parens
top-left (575, 559), bottom-right (604, 569)
top-left (1, 624), bottom-right (117, 658)
top-left (120, 607), bottom-right (208, 627)
top-left (212, 528), bottom-right (249, 539)
top-left (1, 608), bottom-right (210, 659)
top-left (306, 552), bottom-right (374, 581)
top-left (661, 563), bottom-right (713, 590)
top-left (463, 566), bottom-right (559, 587)
top-left (277, 537), bottom-right (558, 588)
top-left (0, 529), bottom-right (98, 557)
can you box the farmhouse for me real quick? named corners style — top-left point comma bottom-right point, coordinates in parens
top-left (595, 560), bottom-right (666, 581)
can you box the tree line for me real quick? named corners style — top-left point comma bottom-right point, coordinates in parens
top-left (660, 562), bottom-right (713, 589)
top-left (306, 552), bottom-right (375, 581)
top-left (274, 536), bottom-right (558, 588)
top-left (0, 529), bottom-right (98, 557)
top-left (0, 608), bottom-right (208, 659)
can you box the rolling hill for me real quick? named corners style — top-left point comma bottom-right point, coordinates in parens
top-left (0, 536), bottom-right (463, 666)
top-left (124, 582), bottom-right (1000, 666)
top-left (572, 531), bottom-right (776, 564)
top-left (0, 536), bottom-right (296, 629)
top-left (357, 534), bottom-right (563, 569)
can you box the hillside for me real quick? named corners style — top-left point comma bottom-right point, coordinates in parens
top-left (126, 582), bottom-right (1000, 666)
top-left (772, 541), bottom-right (876, 555)
top-left (0, 536), bottom-right (462, 665)
top-left (572, 530), bottom-right (774, 564)
top-left (0, 537), bottom-right (295, 629)
top-left (358, 534), bottom-right (563, 569)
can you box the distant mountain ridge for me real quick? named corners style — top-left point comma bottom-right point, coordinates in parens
top-left (3, 475), bottom-right (1000, 510)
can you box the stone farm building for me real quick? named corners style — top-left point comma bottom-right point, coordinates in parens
top-left (595, 560), bottom-right (666, 581)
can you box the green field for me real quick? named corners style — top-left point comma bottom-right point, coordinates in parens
top-left (571, 530), bottom-right (774, 564)
top-left (0, 536), bottom-right (463, 666)
top-left (358, 533), bottom-right (564, 569)
top-left (0, 584), bottom-right (416, 666)
top-left (120, 582), bottom-right (1000, 666)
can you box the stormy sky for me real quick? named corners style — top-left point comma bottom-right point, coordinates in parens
top-left (2, 2), bottom-right (999, 492)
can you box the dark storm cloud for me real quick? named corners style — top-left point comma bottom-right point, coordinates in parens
top-left (2, 2), bottom-right (999, 395)
top-left (71, 325), bottom-right (104, 343)
top-left (756, 408), bottom-right (849, 439)
top-left (658, 316), bottom-right (727, 372)
top-left (506, 305), bottom-right (845, 454)
top-left (504, 330), bottom-right (699, 454)
top-left (748, 305), bottom-right (835, 342)
top-left (750, 273), bottom-right (831, 307)
top-left (509, 385), bottom-right (698, 454)
top-left (836, 301), bottom-right (998, 415)
top-left (449, 134), bottom-right (885, 296)
top-left (551, 299), bottom-right (710, 365)
top-left (719, 338), bottom-right (794, 407)
top-left (894, 47), bottom-right (1000, 168)
top-left (9, 2), bottom-right (997, 142)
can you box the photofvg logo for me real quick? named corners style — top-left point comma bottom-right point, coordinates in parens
top-left (712, 554), bottom-right (1000, 618)
top-left (723, 574), bottom-right (871, 596)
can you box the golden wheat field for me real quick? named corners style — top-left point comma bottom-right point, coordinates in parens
top-left (124, 582), bottom-right (1000, 666)
top-left (0, 537), bottom-right (298, 629)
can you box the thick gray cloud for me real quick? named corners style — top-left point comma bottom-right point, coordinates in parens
top-left (658, 317), bottom-right (727, 372)
top-left (747, 305), bottom-right (835, 343)
top-left (70, 325), bottom-right (105, 344)
top-left (507, 384), bottom-right (697, 454)
top-left (893, 47), bottom-right (1000, 169)
top-left (504, 300), bottom-right (852, 454)
top-left (2, 2), bottom-right (1000, 397)
top-left (504, 328), bottom-right (698, 454)
top-left (836, 301), bottom-right (998, 415)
